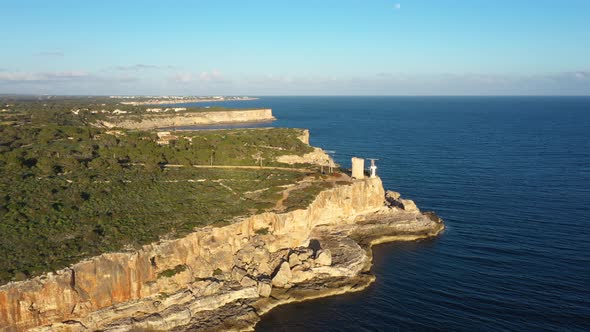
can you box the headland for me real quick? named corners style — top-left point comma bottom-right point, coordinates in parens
top-left (0, 96), bottom-right (444, 331)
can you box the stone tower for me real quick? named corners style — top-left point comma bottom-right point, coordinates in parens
top-left (351, 157), bottom-right (365, 179)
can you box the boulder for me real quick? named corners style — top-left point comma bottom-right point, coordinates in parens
top-left (258, 260), bottom-right (272, 276)
top-left (298, 248), bottom-right (314, 261)
top-left (257, 280), bottom-right (272, 298)
top-left (240, 276), bottom-right (257, 288)
top-left (385, 190), bottom-right (401, 201)
top-left (291, 265), bottom-right (314, 283)
top-left (271, 262), bottom-right (292, 288)
top-left (401, 199), bottom-right (419, 212)
top-left (315, 249), bottom-right (332, 266)
top-left (288, 253), bottom-right (301, 268)
top-left (235, 243), bottom-right (271, 270)
top-left (300, 260), bottom-right (312, 270)
top-left (385, 190), bottom-right (405, 209)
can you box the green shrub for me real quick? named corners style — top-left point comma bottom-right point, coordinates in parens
top-left (0, 97), bottom-right (327, 285)
top-left (158, 265), bottom-right (188, 278)
top-left (255, 227), bottom-right (269, 235)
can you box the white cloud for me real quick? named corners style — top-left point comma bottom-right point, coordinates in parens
top-left (171, 72), bottom-right (194, 83)
top-left (1, 69), bottom-right (589, 95)
top-left (0, 71), bottom-right (89, 81)
top-left (574, 72), bottom-right (588, 80)
top-left (228, 71), bottom-right (590, 95)
top-left (33, 51), bottom-right (64, 57)
top-left (111, 64), bottom-right (176, 71)
top-left (394, 3), bottom-right (401, 10)
top-left (170, 70), bottom-right (225, 83)
top-left (199, 70), bottom-right (224, 81)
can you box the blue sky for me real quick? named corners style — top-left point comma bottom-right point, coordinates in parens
top-left (1, 0), bottom-right (589, 95)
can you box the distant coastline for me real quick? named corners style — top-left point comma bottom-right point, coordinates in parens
top-left (96, 108), bottom-right (275, 130)
top-left (118, 96), bottom-right (258, 106)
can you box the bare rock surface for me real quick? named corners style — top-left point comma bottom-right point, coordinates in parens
top-left (315, 249), bottom-right (333, 266)
top-left (1, 177), bottom-right (444, 332)
top-left (97, 109), bottom-right (276, 130)
top-left (271, 262), bottom-right (292, 288)
top-left (275, 147), bottom-right (333, 166)
top-left (401, 199), bottom-right (419, 212)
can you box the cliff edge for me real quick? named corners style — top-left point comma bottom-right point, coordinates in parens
top-left (0, 176), bottom-right (443, 332)
top-left (96, 109), bottom-right (276, 130)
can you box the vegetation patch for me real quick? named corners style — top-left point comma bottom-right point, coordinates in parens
top-left (0, 96), bottom-right (329, 285)
top-left (282, 183), bottom-right (329, 212)
top-left (158, 265), bottom-right (188, 279)
top-left (255, 227), bottom-right (269, 235)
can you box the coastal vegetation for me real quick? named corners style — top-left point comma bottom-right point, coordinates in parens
top-left (0, 97), bottom-right (326, 284)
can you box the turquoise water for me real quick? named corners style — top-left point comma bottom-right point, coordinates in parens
top-left (181, 97), bottom-right (590, 331)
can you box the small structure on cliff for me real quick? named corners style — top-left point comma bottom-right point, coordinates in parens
top-left (368, 158), bottom-right (378, 178)
top-left (351, 157), bottom-right (365, 179)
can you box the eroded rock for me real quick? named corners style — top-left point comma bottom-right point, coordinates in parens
top-left (257, 280), bottom-right (272, 298)
top-left (315, 249), bottom-right (332, 266)
top-left (240, 276), bottom-right (257, 288)
top-left (231, 266), bottom-right (247, 282)
top-left (288, 253), bottom-right (301, 268)
top-left (291, 265), bottom-right (315, 283)
top-left (401, 199), bottom-right (419, 212)
top-left (271, 262), bottom-right (292, 288)
top-left (298, 248), bottom-right (314, 261)
top-left (385, 190), bottom-right (401, 201)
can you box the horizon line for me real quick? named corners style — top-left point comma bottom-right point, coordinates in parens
top-left (2, 94), bottom-right (590, 98)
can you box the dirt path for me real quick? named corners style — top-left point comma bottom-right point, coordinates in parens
top-left (272, 181), bottom-right (312, 212)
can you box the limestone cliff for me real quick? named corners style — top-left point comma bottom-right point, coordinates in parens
top-left (0, 177), bottom-right (443, 332)
top-left (276, 147), bottom-right (333, 166)
top-left (96, 109), bottom-right (275, 130)
top-left (278, 130), bottom-right (335, 166)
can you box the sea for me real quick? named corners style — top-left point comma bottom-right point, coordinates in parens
top-left (179, 97), bottom-right (590, 332)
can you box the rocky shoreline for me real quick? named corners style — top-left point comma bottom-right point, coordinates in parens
top-left (0, 178), bottom-right (443, 332)
top-left (248, 210), bottom-right (444, 332)
top-left (109, 200), bottom-right (444, 332)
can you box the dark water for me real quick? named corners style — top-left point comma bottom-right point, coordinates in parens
top-left (183, 97), bottom-right (590, 331)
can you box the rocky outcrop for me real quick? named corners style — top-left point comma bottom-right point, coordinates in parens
top-left (297, 129), bottom-right (310, 145)
top-left (276, 129), bottom-right (335, 167)
top-left (95, 109), bottom-right (275, 130)
top-left (314, 249), bottom-right (332, 266)
top-left (271, 262), bottom-right (292, 288)
top-left (0, 177), bottom-right (444, 331)
top-left (276, 147), bottom-right (333, 165)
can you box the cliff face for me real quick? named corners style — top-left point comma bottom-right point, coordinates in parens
top-left (98, 109), bottom-right (275, 130)
top-left (0, 178), bottom-right (388, 331)
top-left (296, 129), bottom-right (310, 145)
